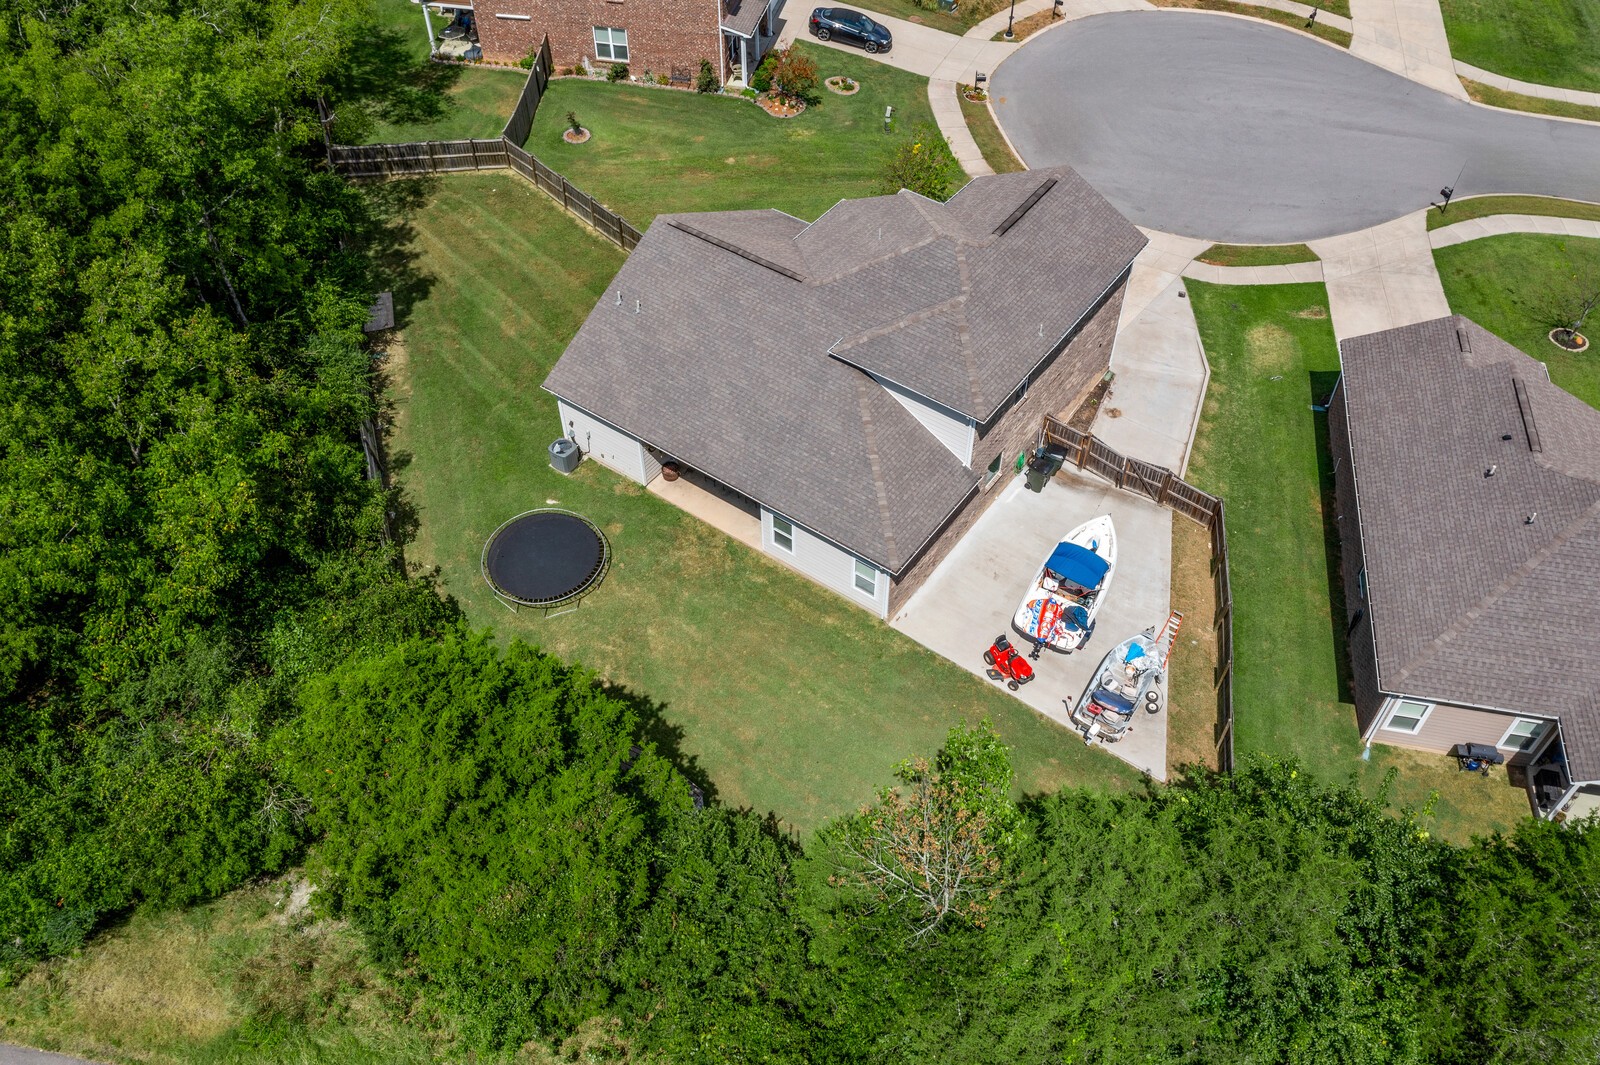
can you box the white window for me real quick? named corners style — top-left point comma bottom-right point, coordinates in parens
top-left (1498, 717), bottom-right (1548, 753)
top-left (1356, 567), bottom-right (1367, 599)
top-left (984, 452), bottom-right (1003, 487)
top-left (1381, 698), bottom-right (1432, 734)
top-left (593, 26), bottom-right (629, 62)
top-left (771, 515), bottom-right (794, 553)
top-left (853, 559), bottom-right (879, 597)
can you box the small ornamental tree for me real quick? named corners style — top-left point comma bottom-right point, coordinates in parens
top-left (877, 125), bottom-right (960, 202)
top-left (696, 57), bottom-right (718, 93)
top-left (768, 45), bottom-right (818, 104)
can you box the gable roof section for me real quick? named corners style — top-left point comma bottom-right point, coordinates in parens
top-left (542, 168), bottom-right (1141, 576)
top-left (1338, 316), bottom-right (1600, 779)
top-left (819, 170), bottom-right (1146, 419)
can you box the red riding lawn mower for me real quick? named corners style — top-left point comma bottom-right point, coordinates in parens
top-left (983, 635), bottom-right (1034, 690)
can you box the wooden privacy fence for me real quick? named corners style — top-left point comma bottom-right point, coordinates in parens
top-left (326, 37), bottom-right (641, 251)
top-left (500, 36), bottom-right (552, 147)
top-left (1042, 415), bottom-right (1235, 772)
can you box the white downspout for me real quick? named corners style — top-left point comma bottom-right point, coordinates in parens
top-left (422, 1), bottom-right (437, 55)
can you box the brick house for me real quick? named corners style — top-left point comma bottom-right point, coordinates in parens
top-left (423, 0), bottom-right (779, 84)
top-left (1328, 315), bottom-right (1600, 822)
top-left (542, 167), bottom-right (1146, 618)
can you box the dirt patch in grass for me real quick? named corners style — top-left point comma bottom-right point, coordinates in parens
top-left (1166, 516), bottom-right (1220, 777)
top-left (1461, 76), bottom-right (1600, 124)
top-left (1148, 0), bottom-right (1353, 48)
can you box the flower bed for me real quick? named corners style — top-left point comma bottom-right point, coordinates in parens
top-left (756, 92), bottom-right (806, 118)
top-left (826, 76), bottom-right (859, 96)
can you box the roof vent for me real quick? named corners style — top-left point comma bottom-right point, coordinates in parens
top-left (1512, 376), bottom-right (1543, 453)
top-left (668, 220), bottom-right (805, 282)
top-left (1456, 327), bottom-right (1472, 353)
top-left (993, 178), bottom-right (1058, 237)
top-left (1526, 512), bottom-right (1538, 525)
top-left (1485, 464), bottom-right (1497, 477)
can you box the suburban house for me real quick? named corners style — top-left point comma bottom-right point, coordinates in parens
top-left (1328, 315), bottom-right (1600, 821)
top-left (542, 167), bottom-right (1146, 618)
top-left (440, 0), bottom-right (779, 83)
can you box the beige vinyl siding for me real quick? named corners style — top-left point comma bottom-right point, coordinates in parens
top-left (868, 371), bottom-right (975, 466)
top-left (1374, 698), bottom-right (1554, 766)
top-left (762, 507), bottom-right (889, 617)
top-left (557, 400), bottom-right (658, 484)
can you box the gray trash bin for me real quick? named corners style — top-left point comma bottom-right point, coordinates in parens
top-left (549, 438), bottom-right (581, 475)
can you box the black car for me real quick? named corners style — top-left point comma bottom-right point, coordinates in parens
top-left (809, 7), bottom-right (892, 54)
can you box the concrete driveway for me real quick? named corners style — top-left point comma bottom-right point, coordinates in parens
top-left (992, 12), bottom-right (1600, 242)
top-left (892, 469), bottom-right (1172, 779)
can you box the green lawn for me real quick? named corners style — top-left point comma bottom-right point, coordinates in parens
top-left (525, 44), bottom-right (954, 228)
top-left (845, 0), bottom-right (1004, 35)
top-left (380, 171), bottom-right (1138, 834)
top-left (1441, 0), bottom-right (1600, 93)
top-left (1461, 76), bottom-right (1600, 123)
top-left (1184, 281), bottom-right (1532, 842)
top-left (1196, 242), bottom-right (1320, 268)
top-left (1435, 233), bottom-right (1600, 410)
top-left (1427, 194), bottom-right (1600, 231)
top-left (959, 93), bottom-right (1025, 173)
top-left (331, 0), bottom-right (530, 145)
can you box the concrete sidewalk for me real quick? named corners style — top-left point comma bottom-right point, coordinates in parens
top-left (1348, 0), bottom-right (1466, 100)
top-left (1307, 209), bottom-right (1450, 341)
top-left (1455, 60), bottom-right (1600, 112)
top-left (1094, 230), bottom-right (1211, 476)
top-left (1182, 258), bottom-right (1325, 286)
top-left (1430, 212), bottom-right (1600, 249)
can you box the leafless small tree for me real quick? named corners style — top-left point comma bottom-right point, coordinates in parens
top-left (1545, 267), bottom-right (1600, 349)
top-left (829, 759), bottom-right (1003, 939)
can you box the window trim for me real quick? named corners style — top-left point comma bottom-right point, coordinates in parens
top-left (1381, 698), bottom-right (1433, 735)
top-left (1356, 567), bottom-right (1367, 600)
top-left (771, 514), bottom-right (794, 553)
top-left (593, 25), bottom-right (629, 62)
top-left (983, 452), bottom-right (1003, 488)
top-left (852, 558), bottom-right (879, 598)
top-left (1497, 717), bottom-right (1548, 752)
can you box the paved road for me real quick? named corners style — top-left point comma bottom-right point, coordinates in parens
top-left (0, 1046), bottom-right (99, 1065)
top-left (992, 13), bottom-right (1600, 243)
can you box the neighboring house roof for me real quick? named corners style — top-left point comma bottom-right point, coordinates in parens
top-left (1338, 316), bottom-right (1600, 780)
top-left (543, 167), bottom-right (1144, 576)
top-left (721, 0), bottom-right (769, 37)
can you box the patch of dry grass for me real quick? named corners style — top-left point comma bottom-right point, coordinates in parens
top-left (1166, 516), bottom-right (1221, 776)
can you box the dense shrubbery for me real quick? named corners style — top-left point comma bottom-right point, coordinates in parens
top-left (0, 0), bottom-right (454, 963)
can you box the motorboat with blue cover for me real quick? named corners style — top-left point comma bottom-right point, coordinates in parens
top-left (1012, 515), bottom-right (1116, 653)
top-left (1071, 615), bottom-right (1182, 744)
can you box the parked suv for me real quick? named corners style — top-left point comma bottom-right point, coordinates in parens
top-left (809, 7), bottom-right (893, 54)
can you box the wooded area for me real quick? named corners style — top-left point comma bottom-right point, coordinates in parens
top-left (0, 3), bottom-right (1596, 1063)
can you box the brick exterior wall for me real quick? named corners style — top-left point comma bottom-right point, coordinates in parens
top-left (474, 0), bottom-right (724, 80)
top-left (1326, 375), bottom-right (1386, 739)
top-left (887, 271), bottom-right (1129, 617)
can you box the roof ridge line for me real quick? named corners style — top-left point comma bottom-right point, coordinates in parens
top-left (1390, 496), bottom-right (1600, 690)
top-left (830, 291), bottom-right (969, 354)
top-left (804, 232), bottom-right (946, 287)
top-left (852, 375), bottom-right (903, 570)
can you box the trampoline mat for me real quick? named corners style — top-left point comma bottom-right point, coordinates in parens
top-left (484, 511), bottom-right (604, 604)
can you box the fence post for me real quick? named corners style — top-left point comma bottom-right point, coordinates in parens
top-left (1076, 431), bottom-right (1090, 468)
top-left (1157, 469), bottom-right (1172, 506)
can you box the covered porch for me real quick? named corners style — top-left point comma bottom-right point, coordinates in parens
top-left (645, 459), bottom-right (762, 550)
top-left (721, 0), bottom-right (779, 87)
top-left (1526, 733), bottom-right (1600, 822)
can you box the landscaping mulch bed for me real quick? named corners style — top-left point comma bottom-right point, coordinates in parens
top-left (826, 76), bottom-right (860, 95)
top-left (756, 92), bottom-right (806, 118)
top-left (562, 127), bottom-right (591, 144)
top-left (1065, 373), bottom-right (1115, 431)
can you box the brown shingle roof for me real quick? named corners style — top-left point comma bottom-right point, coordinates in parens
top-left (542, 167), bottom-right (1142, 575)
top-left (1338, 316), bottom-right (1600, 780)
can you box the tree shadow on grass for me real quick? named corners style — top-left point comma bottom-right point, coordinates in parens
top-left (599, 681), bottom-right (721, 810)
top-left (1309, 368), bottom-right (1355, 707)
top-left (326, 22), bottom-right (463, 144)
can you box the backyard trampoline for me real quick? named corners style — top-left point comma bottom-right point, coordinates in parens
top-left (481, 508), bottom-right (609, 614)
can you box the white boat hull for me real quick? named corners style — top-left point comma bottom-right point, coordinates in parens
top-left (1011, 515), bottom-right (1116, 653)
